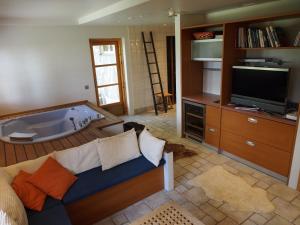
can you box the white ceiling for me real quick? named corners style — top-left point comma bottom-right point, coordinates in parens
top-left (0, 0), bottom-right (279, 26)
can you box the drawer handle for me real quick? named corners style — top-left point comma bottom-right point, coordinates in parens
top-left (246, 140), bottom-right (256, 147)
top-left (208, 128), bottom-right (216, 133)
top-left (248, 117), bottom-right (258, 124)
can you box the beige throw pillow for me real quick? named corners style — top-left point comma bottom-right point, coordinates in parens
top-left (97, 129), bottom-right (141, 170)
top-left (4, 153), bottom-right (54, 180)
top-left (0, 176), bottom-right (28, 225)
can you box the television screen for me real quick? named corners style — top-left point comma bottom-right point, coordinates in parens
top-left (232, 66), bottom-right (289, 104)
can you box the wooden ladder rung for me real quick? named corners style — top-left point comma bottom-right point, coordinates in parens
top-left (141, 31), bottom-right (167, 115)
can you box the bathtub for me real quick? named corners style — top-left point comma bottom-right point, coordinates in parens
top-left (0, 105), bottom-right (104, 143)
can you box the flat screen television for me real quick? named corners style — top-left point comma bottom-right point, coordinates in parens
top-left (231, 66), bottom-right (290, 114)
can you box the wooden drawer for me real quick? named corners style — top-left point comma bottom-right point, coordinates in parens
top-left (206, 105), bottom-right (221, 128)
top-left (221, 109), bottom-right (295, 152)
top-left (205, 125), bottom-right (220, 148)
top-left (220, 131), bottom-right (291, 176)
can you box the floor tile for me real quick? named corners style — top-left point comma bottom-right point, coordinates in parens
top-left (272, 197), bottom-right (300, 222)
top-left (249, 213), bottom-right (268, 225)
top-left (268, 184), bottom-right (299, 202)
top-left (265, 215), bottom-right (293, 225)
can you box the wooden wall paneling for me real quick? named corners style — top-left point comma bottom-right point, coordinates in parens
top-left (42, 142), bottom-right (55, 154)
top-left (51, 140), bottom-right (65, 151)
top-left (24, 144), bottom-right (37, 160)
top-left (60, 138), bottom-right (74, 149)
top-left (81, 130), bottom-right (98, 142)
top-left (33, 143), bottom-right (47, 157)
top-left (181, 29), bottom-right (203, 96)
top-left (66, 166), bottom-right (164, 225)
top-left (5, 143), bottom-right (16, 166)
top-left (221, 23), bottom-right (246, 105)
top-left (0, 142), bottom-right (6, 167)
top-left (14, 145), bottom-right (27, 162)
top-left (67, 136), bottom-right (81, 147)
top-left (73, 132), bottom-right (88, 144)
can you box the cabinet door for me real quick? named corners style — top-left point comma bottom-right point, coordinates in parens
top-left (220, 131), bottom-right (291, 176)
top-left (205, 125), bottom-right (220, 148)
top-left (221, 109), bottom-right (295, 152)
top-left (205, 105), bottom-right (221, 148)
top-left (206, 106), bottom-right (221, 128)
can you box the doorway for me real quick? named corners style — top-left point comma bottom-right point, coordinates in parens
top-left (166, 36), bottom-right (176, 104)
top-left (89, 39), bottom-right (126, 115)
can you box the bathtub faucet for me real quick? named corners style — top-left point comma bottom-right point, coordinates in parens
top-left (69, 117), bottom-right (77, 131)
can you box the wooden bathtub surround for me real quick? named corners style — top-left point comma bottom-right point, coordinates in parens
top-left (0, 101), bottom-right (123, 167)
top-left (66, 166), bottom-right (164, 225)
top-left (181, 12), bottom-right (300, 180)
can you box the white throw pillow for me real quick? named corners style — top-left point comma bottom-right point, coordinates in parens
top-left (3, 153), bottom-right (54, 180)
top-left (139, 129), bottom-right (166, 167)
top-left (97, 129), bottom-right (141, 170)
top-left (54, 139), bottom-right (101, 174)
top-left (0, 176), bottom-right (28, 225)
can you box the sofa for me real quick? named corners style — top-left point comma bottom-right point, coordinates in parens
top-left (0, 129), bottom-right (174, 225)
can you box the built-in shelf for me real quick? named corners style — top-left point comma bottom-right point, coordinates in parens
top-left (192, 57), bottom-right (222, 62)
top-left (186, 112), bottom-right (204, 119)
top-left (192, 39), bottom-right (223, 43)
top-left (236, 46), bottom-right (300, 50)
top-left (187, 123), bottom-right (203, 130)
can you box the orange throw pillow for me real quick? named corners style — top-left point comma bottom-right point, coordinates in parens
top-left (28, 157), bottom-right (77, 200)
top-left (12, 170), bottom-right (47, 211)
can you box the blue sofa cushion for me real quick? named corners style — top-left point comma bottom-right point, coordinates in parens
top-left (26, 197), bottom-right (61, 217)
top-left (27, 205), bottom-right (72, 225)
top-left (63, 156), bottom-right (165, 204)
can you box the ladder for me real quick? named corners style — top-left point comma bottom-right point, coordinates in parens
top-left (141, 31), bottom-right (167, 115)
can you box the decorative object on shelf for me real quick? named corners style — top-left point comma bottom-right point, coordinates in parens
top-left (294, 31), bottom-right (300, 47)
top-left (238, 26), bottom-right (284, 48)
top-left (193, 31), bottom-right (214, 40)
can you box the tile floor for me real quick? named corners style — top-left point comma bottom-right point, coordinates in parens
top-left (94, 109), bottom-right (300, 225)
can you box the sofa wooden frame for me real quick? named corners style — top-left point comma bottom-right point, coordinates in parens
top-left (66, 165), bottom-right (165, 225)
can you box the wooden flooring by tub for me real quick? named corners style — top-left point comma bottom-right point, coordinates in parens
top-left (0, 101), bottom-right (123, 167)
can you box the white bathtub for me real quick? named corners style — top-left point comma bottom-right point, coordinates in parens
top-left (0, 105), bottom-right (104, 143)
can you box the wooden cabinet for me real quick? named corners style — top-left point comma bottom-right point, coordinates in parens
top-left (205, 106), bottom-right (221, 148)
top-left (220, 131), bottom-right (291, 176)
top-left (220, 108), bottom-right (295, 176)
top-left (221, 109), bottom-right (295, 152)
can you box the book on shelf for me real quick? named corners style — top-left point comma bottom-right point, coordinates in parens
top-left (294, 31), bottom-right (300, 47)
top-left (237, 26), bottom-right (284, 48)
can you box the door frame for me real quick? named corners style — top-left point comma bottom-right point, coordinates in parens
top-left (89, 38), bottom-right (127, 114)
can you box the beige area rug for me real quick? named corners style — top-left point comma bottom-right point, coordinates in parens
top-left (188, 166), bottom-right (275, 213)
top-left (130, 202), bottom-right (205, 225)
